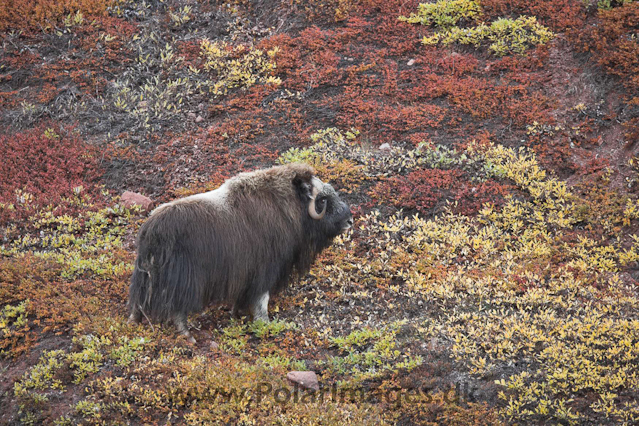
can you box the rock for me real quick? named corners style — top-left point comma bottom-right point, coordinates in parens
top-left (121, 191), bottom-right (153, 211)
top-left (429, 337), bottom-right (439, 350)
top-left (195, 115), bottom-right (204, 123)
top-left (619, 272), bottom-right (637, 286)
top-left (210, 341), bottom-right (219, 351)
top-left (187, 112), bottom-right (197, 119)
top-left (286, 371), bottom-right (319, 391)
top-left (379, 143), bottom-right (391, 152)
top-left (407, 59), bottom-right (415, 66)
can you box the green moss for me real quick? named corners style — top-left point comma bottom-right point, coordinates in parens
top-left (53, 415), bottom-right (74, 426)
top-left (14, 350), bottom-right (66, 397)
top-left (260, 353), bottom-right (307, 371)
top-left (109, 336), bottom-right (148, 367)
top-left (277, 147), bottom-right (320, 165)
top-left (200, 40), bottom-right (281, 96)
top-left (219, 320), bottom-right (250, 355)
top-left (330, 327), bottom-right (383, 350)
top-left (596, 0), bottom-right (634, 10)
top-left (13, 349), bottom-right (66, 424)
top-left (74, 399), bottom-right (104, 421)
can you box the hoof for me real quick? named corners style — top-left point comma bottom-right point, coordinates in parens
top-left (128, 313), bottom-right (141, 324)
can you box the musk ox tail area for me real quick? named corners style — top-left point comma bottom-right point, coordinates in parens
top-left (128, 215), bottom-right (206, 323)
top-left (128, 263), bottom-right (149, 322)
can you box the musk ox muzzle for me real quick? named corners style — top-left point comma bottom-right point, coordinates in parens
top-left (127, 163), bottom-right (352, 342)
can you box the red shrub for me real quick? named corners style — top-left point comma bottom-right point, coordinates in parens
top-left (0, 124), bottom-right (100, 221)
top-left (571, 3), bottom-right (639, 106)
top-left (480, 0), bottom-right (586, 31)
top-left (452, 179), bottom-right (514, 215)
top-left (372, 168), bottom-right (514, 216)
top-left (371, 168), bottom-right (465, 215)
top-left (0, 0), bottom-right (116, 32)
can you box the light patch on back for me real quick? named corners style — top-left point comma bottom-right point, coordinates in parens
top-left (188, 181), bottom-right (230, 206)
top-left (150, 182), bottom-right (230, 216)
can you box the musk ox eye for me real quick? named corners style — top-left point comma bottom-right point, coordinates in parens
top-left (315, 197), bottom-right (328, 214)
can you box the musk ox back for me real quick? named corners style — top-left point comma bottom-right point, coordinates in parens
top-left (128, 163), bottom-right (352, 341)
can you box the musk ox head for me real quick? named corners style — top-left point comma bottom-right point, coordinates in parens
top-left (128, 163), bottom-right (352, 342)
top-left (301, 175), bottom-right (353, 236)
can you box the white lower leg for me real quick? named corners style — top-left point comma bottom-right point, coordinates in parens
top-left (251, 292), bottom-right (270, 322)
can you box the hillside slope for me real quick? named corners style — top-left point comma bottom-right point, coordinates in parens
top-left (1, 0), bottom-right (639, 424)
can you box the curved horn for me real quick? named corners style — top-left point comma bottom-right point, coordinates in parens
top-left (308, 186), bottom-right (326, 220)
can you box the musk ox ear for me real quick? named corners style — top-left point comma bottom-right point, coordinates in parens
top-left (288, 163), bottom-right (316, 199)
top-left (293, 173), bottom-right (327, 220)
top-left (293, 177), bottom-right (314, 202)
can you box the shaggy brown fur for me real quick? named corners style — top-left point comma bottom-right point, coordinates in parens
top-left (128, 163), bottom-right (352, 341)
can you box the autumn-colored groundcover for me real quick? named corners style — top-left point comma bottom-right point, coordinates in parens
top-left (1, 0), bottom-right (639, 424)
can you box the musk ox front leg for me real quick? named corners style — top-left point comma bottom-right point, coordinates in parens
top-left (173, 312), bottom-right (196, 344)
top-left (128, 306), bottom-right (142, 324)
top-left (250, 292), bottom-right (270, 323)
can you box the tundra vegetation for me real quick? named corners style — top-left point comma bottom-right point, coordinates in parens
top-left (1, 0), bottom-right (639, 424)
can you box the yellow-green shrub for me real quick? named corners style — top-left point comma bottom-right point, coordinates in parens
top-left (401, 2), bottom-right (554, 56)
top-left (423, 16), bottom-right (554, 56)
top-left (399, 0), bottom-right (482, 28)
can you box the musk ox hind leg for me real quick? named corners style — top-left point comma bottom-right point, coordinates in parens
top-left (250, 292), bottom-right (270, 323)
top-left (230, 304), bottom-right (249, 319)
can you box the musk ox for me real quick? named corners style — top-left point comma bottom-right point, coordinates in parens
top-left (128, 163), bottom-right (353, 342)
